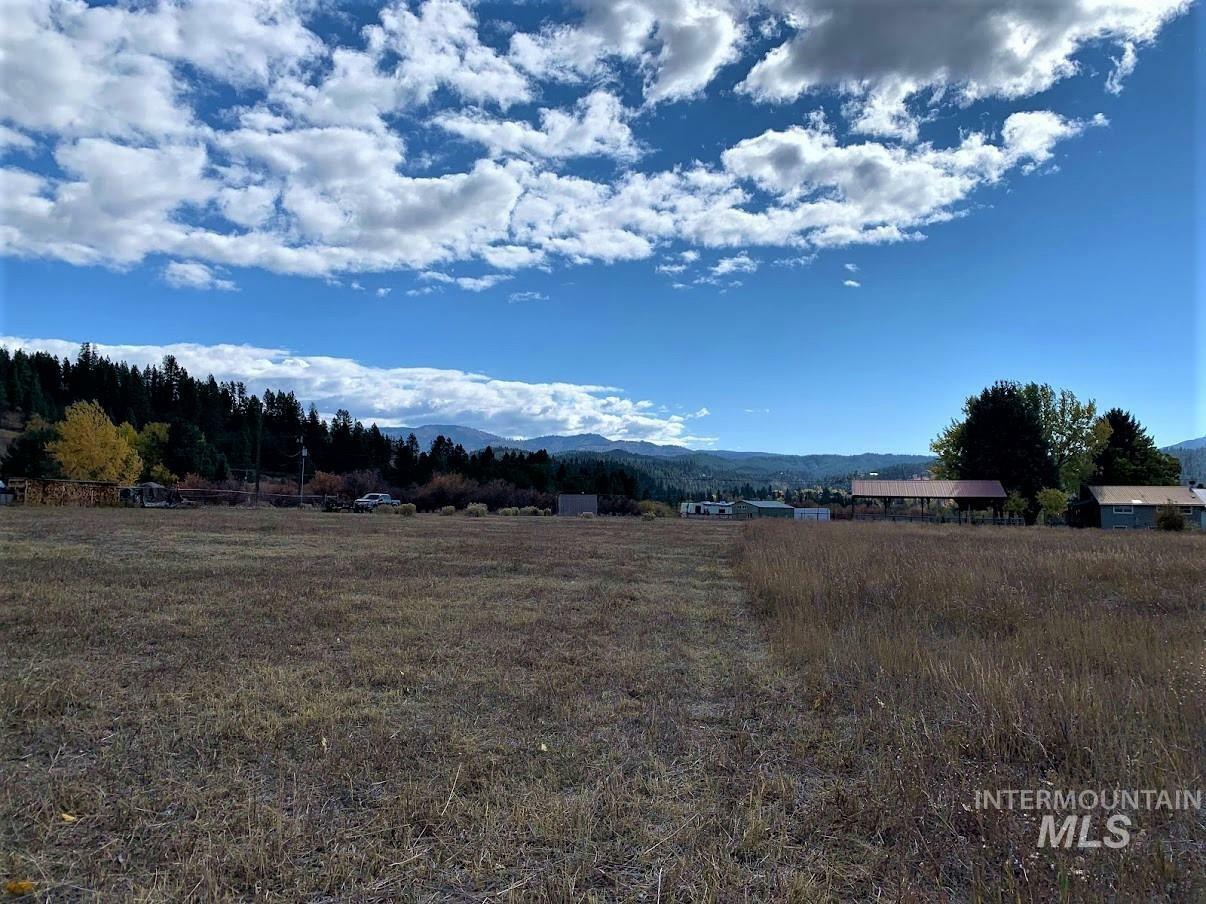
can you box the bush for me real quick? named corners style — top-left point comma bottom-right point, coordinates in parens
top-left (579, 512), bottom-right (595, 519)
top-left (1156, 506), bottom-right (1185, 531)
top-left (519, 505), bottom-right (540, 516)
top-left (466, 502), bottom-right (488, 517)
top-left (638, 500), bottom-right (675, 518)
top-left (399, 503), bottom-right (417, 517)
top-left (373, 503), bottom-right (393, 514)
top-left (1036, 487), bottom-right (1067, 525)
top-left (305, 470), bottom-right (348, 497)
top-left (499, 506), bottom-right (520, 516)
top-left (541, 508), bottom-right (552, 516)
top-left (439, 505), bottom-right (456, 516)
top-left (641, 511), bottom-right (656, 522)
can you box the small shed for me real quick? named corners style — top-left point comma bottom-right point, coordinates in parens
top-left (732, 500), bottom-right (794, 520)
top-left (557, 493), bottom-right (598, 516)
top-left (793, 507), bottom-right (830, 522)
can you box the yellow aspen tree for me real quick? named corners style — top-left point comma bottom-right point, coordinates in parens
top-left (48, 401), bottom-right (143, 483)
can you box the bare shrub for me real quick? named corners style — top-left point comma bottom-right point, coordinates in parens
top-left (519, 505), bottom-right (539, 516)
top-left (342, 470), bottom-right (384, 499)
top-left (499, 507), bottom-right (519, 516)
top-left (638, 500), bottom-right (675, 518)
top-left (398, 503), bottom-right (417, 517)
top-left (641, 511), bottom-right (656, 522)
top-left (438, 505), bottom-right (455, 516)
top-left (465, 502), bottom-right (488, 517)
top-left (304, 471), bottom-right (347, 497)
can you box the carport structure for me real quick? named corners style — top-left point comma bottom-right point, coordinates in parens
top-left (851, 479), bottom-right (1008, 522)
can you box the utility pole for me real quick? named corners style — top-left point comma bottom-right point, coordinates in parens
top-left (298, 440), bottom-right (307, 508)
top-left (253, 401), bottom-right (263, 507)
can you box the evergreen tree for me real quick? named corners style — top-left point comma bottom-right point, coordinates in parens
top-left (1091, 409), bottom-right (1180, 485)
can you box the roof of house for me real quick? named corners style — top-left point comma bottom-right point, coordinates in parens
top-left (1194, 488), bottom-right (1206, 506)
top-left (738, 499), bottom-right (794, 508)
top-left (1087, 486), bottom-right (1204, 506)
top-left (851, 479), bottom-right (1006, 499)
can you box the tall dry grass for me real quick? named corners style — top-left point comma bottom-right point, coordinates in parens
top-left (738, 521), bottom-right (1204, 899)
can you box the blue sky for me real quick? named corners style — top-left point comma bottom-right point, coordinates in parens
top-left (0, 0), bottom-right (1201, 453)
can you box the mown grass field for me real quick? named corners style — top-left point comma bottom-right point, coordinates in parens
top-left (1, 509), bottom-right (1202, 901)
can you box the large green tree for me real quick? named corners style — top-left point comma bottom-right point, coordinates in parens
top-left (1090, 409), bottom-right (1180, 485)
top-left (1020, 383), bottom-right (1112, 492)
top-left (931, 381), bottom-right (1058, 521)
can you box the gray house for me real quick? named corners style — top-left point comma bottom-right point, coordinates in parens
top-left (732, 500), bottom-right (794, 520)
top-left (556, 493), bottom-right (598, 516)
top-left (1071, 486), bottom-right (1206, 529)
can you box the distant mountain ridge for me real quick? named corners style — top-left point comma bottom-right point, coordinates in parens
top-left (1164, 435), bottom-right (1206, 451)
top-left (1163, 435), bottom-right (1206, 485)
top-left (379, 424), bottom-right (934, 489)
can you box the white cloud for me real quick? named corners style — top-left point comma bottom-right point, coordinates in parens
top-left (375, 0), bottom-right (530, 109)
top-left (842, 279), bottom-right (860, 288)
top-left (435, 91), bottom-right (641, 162)
top-left (508, 290), bottom-right (548, 302)
top-left (509, 0), bottom-right (744, 104)
top-left (0, 0), bottom-right (1181, 286)
top-left (163, 261), bottom-right (236, 291)
top-left (844, 262), bottom-right (858, 272)
top-left (740, 0), bottom-right (1185, 140)
top-left (376, 287), bottom-right (392, 296)
top-left (1106, 42), bottom-right (1139, 95)
top-left (712, 252), bottom-right (758, 275)
top-left (0, 335), bottom-right (713, 444)
top-left (420, 270), bottom-right (511, 291)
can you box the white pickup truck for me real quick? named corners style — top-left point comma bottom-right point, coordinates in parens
top-left (353, 492), bottom-right (401, 512)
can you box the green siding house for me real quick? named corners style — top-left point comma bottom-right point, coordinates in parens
top-left (732, 500), bottom-right (794, 519)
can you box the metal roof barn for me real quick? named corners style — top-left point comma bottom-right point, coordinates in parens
top-left (851, 479), bottom-right (1006, 499)
top-left (1086, 486), bottom-right (1202, 506)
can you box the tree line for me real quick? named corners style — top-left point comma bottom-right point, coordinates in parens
top-left (931, 381), bottom-right (1182, 522)
top-left (0, 345), bottom-right (686, 505)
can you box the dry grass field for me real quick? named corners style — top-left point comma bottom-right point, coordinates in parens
top-left (2, 509), bottom-right (817, 902)
top-left (739, 521), bottom-right (1205, 900)
top-left (1, 509), bottom-right (1202, 901)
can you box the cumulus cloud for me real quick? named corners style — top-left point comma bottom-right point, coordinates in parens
top-left (740, 0), bottom-right (1185, 140)
top-left (842, 279), bottom-right (860, 288)
top-left (712, 253), bottom-right (758, 275)
top-left (509, 0), bottom-right (744, 103)
top-left (0, 0), bottom-right (1184, 286)
top-left (435, 91), bottom-right (641, 162)
top-left (163, 261), bottom-right (237, 291)
top-left (0, 335), bottom-right (713, 444)
top-left (420, 270), bottom-right (511, 291)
